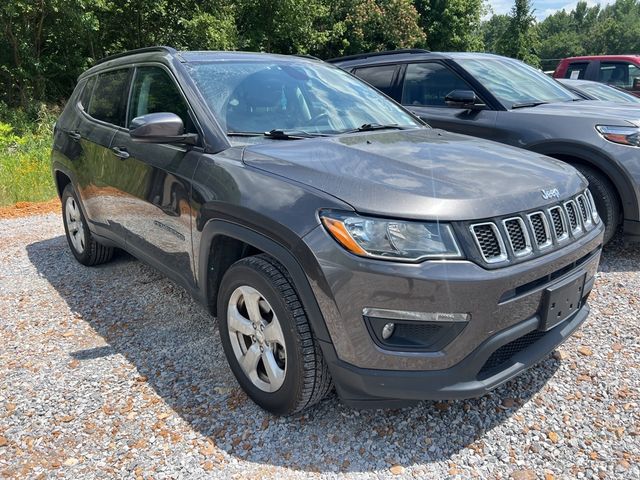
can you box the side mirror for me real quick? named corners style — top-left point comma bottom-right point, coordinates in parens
top-left (633, 77), bottom-right (640, 90)
top-left (445, 90), bottom-right (484, 109)
top-left (129, 112), bottom-right (198, 145)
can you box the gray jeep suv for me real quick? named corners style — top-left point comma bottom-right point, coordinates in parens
top-left (330, 50), bottom-right (640, 245)
top-left (51, 47), bottom-right (604, 414)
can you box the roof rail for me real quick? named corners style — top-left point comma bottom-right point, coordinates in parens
top-left (326, 49), bottom-right (431, 64)
top-left (94, 46), bottom-right (178, 65)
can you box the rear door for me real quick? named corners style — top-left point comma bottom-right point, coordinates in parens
top-left (398, 61), bottom-right (498, 138)
top-left (351, 64), bottom-right (401, 100)
top-left (109, 65), bottom-right (200, 288)
top-left (75, 68), bottom-right (131, 241)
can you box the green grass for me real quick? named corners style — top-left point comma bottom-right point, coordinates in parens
top-left (0, 104), bottom-right (58, 205)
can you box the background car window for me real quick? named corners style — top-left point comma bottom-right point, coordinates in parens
top-left (565, 62), bottom-right (589, 79)
top-left (79, 76), bottom-right (96, 111)
top-left (88, 69), bottom-right (129, 126)
top-left (401, 63), bottom-right (475, 106)
top-left (128, 67), bottom-right (193, 131)
top-left (353, 65), bottom-right (398, 96)
top-left (599, 62), bottom-right (640, 89)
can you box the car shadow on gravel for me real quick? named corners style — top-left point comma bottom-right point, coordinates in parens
top-left (28, 235), bottom-right (566, 473)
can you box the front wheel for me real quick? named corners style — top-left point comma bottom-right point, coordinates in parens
top-left (218, 254), bottom-right (332, 415)
top-left (61, 184), bottom-right (114, 266)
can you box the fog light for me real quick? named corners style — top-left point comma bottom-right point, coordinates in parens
top-left (381, 322), bottom-right (395, 340)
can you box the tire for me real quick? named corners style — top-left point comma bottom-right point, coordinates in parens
top-left (61, 184), bottom-right (114, 266)
top-left (574, 166), bottom-right (620, 244)
top-left (218, 254), bottom-right (333, 415)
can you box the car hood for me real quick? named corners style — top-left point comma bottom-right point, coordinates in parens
top-left (514, 100), bottom-right (640, 125)
top-left (242, 128), bottom-right (586, 221)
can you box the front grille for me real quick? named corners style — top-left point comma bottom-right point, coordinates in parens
top-left (471, 223), bottom-right (506, 263)
top-left (549, 206), bottom-right (568, 241)
top-left (478, 329), bottom-right (546, 379)
top-left (467, 189), bottom-right (598, 266)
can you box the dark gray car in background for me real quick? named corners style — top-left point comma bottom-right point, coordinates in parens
top-left (330, 50), bottom-right (640, 245)
top-left (52, 47), bottom-right (603, 414)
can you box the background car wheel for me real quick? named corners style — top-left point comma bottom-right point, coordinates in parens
top-left (61, 184), bottom-right (114, 266)
top-left (218, 254), bottom-right (332, 415)
top-left (575, 166), bottom-right (620, 244)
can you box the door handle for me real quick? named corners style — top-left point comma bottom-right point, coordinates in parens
top-left (67, 130), bottom-right (81, 141)
top-left (111, 146), bottom-right (130, 160)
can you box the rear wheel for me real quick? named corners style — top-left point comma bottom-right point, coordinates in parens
top-left (218, 254), bottom-right (332, 415)
top-left (574, 166), bottom-right (620, 244)
top-left (61, 184), bottom-right (114, 266)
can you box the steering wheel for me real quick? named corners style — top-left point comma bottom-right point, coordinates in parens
top-left (307, 112), bottom-right (336, 130)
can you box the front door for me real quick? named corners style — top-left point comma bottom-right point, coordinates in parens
top-left (400, 62), bottom-right (498, 140)
top-left (109, 65), bottom-right (199, 288)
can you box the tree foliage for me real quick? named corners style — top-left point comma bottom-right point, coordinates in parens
top-left (0, 0), bottom-right (491, 107)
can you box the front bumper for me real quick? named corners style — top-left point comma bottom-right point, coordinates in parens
top-left (302, 220), bottom-right (603, 405)
top-left (323, 303), bottom-right (588, 408)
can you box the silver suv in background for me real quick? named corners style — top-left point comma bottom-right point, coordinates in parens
top-left (331, 50), bottom-right (640, 245)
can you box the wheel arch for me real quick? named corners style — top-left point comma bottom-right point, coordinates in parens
top-left (198, 219), bottom-right (332, 343)
top-left (529, 141), bottom-right (639, 222)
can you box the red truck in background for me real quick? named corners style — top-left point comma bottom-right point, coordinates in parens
top-left (553, 55), bottom-right (640, 97)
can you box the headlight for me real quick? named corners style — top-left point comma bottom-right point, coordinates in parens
top-left (596, 125), bottom-right (640, 146)
top-left (320, 211), bottom-right (462, 261)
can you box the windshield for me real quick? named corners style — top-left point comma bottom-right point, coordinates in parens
top-left (579, 82), bottom-right (640, 104)
top-left (457, 57), bottom-right (579, 108)
top-left (186, 60), bottom-right (421, 136)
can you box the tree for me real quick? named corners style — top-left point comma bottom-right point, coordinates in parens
top-left (415, 0), bottom-right (485, 51)
top-left (501, 0), bottom-right (540, 66)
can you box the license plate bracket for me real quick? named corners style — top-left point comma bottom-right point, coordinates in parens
top-left (540, 271), bottom-right (586, 331)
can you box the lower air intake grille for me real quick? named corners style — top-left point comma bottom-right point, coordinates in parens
top-left (478, 329), bottom-right (547, 379)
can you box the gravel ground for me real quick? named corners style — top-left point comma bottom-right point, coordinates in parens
top-left (1, 214), bottom-right (639, 479)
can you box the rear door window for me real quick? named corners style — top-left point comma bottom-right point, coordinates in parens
top-left (352, 65), bottom-right (398, 97)
top-left (565, 62), bottom-right (589, 80)
top-left (88, 69), bottom-right (130, 126)
top-left (401, 62), bottom-right (475, 107)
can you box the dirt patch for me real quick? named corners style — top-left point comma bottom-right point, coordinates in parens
top-left (0, 198), bottom-right (60, 219)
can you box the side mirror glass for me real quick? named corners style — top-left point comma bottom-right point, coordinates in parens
top-left (129, 112), bottom-right (198, 145)
top-left (633, 77), bottom-right (640, 90)
top-left (444, 90), bottom-right (484, 110)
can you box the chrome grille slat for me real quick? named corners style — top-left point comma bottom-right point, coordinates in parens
top-left (548, 206), bottom-right (568, 242)
top-left (502, 217), bottom-right (532, 257)
top-left (527, 212), bottom-right (552, 249)
top-left (576, 194), bottom-right (593, 230)
top-left (470, 223), bottom-right (507, 263)
top-left (564, 200), bottom-right (581, 234)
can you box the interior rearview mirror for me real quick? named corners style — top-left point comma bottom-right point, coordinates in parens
top-left (129, 112), bottom-right (198, 145)
top-left (445, 90), bottom-right (484, 110)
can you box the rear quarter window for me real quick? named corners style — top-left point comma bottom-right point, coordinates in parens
top-left (79, 76), bottom-right (96, 111)
top-left (352, 65), bottom-right (398, 97)
top-left (565, 62), bottom-right (589, 79)
top-left (88, 69), bottom-right (130, 126)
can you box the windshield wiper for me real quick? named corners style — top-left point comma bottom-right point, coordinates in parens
top-left (511, 101), bottom-right (550, 109)
top-left (263, 129), bottom-right (328, 139)
top-left (341, 123), bottom-right (407, 134)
